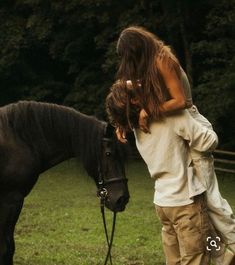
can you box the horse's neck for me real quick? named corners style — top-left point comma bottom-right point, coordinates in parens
top-left (37, 112), bottom-right (81, 172)
top-left (40, 143), bottom-right (75, 172)
top-left (38, 111), bottom-right (102, 173)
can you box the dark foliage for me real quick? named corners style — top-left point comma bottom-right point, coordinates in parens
top-left (0, 0), bottom-right (234, 148)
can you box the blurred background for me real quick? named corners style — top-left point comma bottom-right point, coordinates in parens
top-left (0, 0), bottom-right (234, 149)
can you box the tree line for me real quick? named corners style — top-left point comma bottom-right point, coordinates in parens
top-left (0, 0), bottom-right (234, 149)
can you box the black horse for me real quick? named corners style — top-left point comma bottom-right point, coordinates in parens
top-left (0, 100), bottom-right (129, 265)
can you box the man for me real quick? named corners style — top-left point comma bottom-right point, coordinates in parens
top-left (106, 83), bottom-right (232, 265)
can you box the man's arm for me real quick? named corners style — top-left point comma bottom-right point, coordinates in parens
top-left (174, 110), bottom-right (218, 152)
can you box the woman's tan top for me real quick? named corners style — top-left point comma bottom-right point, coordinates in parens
top-left (180, 67), bottom-right (193, 107)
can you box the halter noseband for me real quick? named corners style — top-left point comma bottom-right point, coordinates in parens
top-left (97, 177), bottom-right (128, 200)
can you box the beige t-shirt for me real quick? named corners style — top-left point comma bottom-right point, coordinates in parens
top-left (134, 110), bottom-right (218, 207)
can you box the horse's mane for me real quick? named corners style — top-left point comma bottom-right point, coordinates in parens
top-left (1, 101), bottom-right (105, 173)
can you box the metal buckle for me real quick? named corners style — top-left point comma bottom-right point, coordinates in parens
top-left (97, 188), bottom-right (108, 199)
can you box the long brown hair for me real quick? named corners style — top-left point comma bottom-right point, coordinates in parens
top-left (116, 26), bottom-right (181, 120)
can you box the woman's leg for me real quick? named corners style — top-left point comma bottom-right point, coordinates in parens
top-left (188, 106), bottom-right (235, 247)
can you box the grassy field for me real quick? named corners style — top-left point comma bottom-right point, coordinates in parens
top-left (14, 160), bottom-right (235, 265)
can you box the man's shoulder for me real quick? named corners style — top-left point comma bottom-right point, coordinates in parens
top-left (165, 110), bottom-right (196, 135)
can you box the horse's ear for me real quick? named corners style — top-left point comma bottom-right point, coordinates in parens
top-left (105, 123), bottom-right (115, 138)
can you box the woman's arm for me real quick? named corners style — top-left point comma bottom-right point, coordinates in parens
top-left (126, 61), bottom-right (188, 133)
top-left (157, 58), bottom-right (187, 113)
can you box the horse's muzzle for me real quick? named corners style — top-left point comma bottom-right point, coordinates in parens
top-left (105, 192), bottom-right (130, 212)
top-left (114, 194), bottom-right (129, 212)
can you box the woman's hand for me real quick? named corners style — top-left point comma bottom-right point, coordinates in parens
top-left (139, 109), bottom-right (150, 133)
top-left (115, 127), bottom-right (128, 143)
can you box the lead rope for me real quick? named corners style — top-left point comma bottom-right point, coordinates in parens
top-left (100, 195), bottom-right (117, 265)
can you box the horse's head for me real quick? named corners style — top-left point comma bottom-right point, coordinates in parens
top-left (96, 123), bottom-right (130, 212)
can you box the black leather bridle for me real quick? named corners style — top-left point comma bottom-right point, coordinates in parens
top-left (97, 137), bottom-right (128, 265)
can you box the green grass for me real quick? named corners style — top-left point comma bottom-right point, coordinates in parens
top-left (14, 160), bottom-right (235, 265)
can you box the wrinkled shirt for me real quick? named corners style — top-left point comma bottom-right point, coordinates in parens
top-left (134, 110), bottom-right (218, 207)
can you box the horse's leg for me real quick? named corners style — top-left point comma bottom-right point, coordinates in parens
top-left (0, 191), bottom-right (24, 265)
